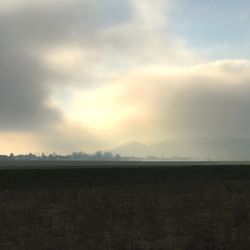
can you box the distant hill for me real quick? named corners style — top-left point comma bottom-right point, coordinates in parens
top-left (110, 138), bottom-right (250, 160)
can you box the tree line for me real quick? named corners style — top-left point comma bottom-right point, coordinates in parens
top-left (0, 151), bottom-right (141, 161)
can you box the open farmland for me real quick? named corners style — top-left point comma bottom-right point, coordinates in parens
top-left (0, 161), bottom-right (250, 249)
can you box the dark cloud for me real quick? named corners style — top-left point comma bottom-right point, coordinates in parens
top-left (148, 62), bottom-right (250, 138)
top-left (169, 82), bottom-right (250, 138)
top-left (0, 0), bottom-right (131, 131)
top-left (111, 61), bottom-right (250, 142)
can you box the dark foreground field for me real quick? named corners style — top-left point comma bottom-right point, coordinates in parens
top-left (0, 162), bottom-right (250, 249)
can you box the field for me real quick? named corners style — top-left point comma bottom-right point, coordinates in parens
top-left (0, 161), bottom-right (250, 249)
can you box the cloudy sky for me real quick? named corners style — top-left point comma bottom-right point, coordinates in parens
top-left (0, 0), bottom-right (250, 154)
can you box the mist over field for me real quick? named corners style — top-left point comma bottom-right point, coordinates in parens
top-left (111, 138), bottom-right (250, 160)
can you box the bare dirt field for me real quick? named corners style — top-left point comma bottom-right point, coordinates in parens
top-left (0, 161), bottom-right (250, 249)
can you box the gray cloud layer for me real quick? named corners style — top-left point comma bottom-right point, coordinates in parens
top-left (113, 60), bottom-right (250, 141)
top-left (0, 0), bottom-right (131, 130)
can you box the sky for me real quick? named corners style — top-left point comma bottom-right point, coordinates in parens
top-left (0, 0), bottom-right (250, 155)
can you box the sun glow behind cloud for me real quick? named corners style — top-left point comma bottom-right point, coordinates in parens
top-left (42, 47), bottom-right (85, 74)
top-left (51, 83), bottom-right (146, 133)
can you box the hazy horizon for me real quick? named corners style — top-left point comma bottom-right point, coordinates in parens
top-left (1, 0), bottom-right (250, 155)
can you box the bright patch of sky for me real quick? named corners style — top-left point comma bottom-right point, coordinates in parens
top-left (168, 0), bottom-right (250, 60)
